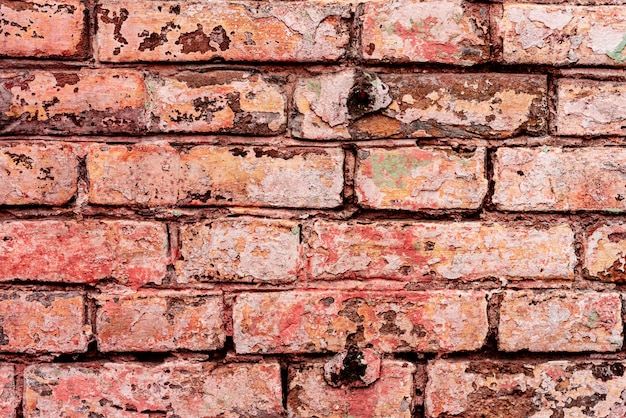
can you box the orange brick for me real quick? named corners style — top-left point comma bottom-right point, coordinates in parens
top-left (96, 291), bottom-right (224, 352)
top-left (0, 142), bottom-right (78, 206)
top-left (361, 0), bottom-right (489, 65)
top-left (87, 143), bottom-right (343, 208)
top-left (355, 147), bottom-right (487, 210)
top-left (0, 70), bottom-right (147, 135)
top-left (0, 220), bottom-right (168, 288)
top-left (0, 291), bottom-right (88, 354)
top-left (233, 291), bottom-right (488, 353)
top-left (0, 0), bottom-right (86, 58)
top-left (0, 364), bottom-right (16, 418)
top-left (97, 0), bottom-right (350, 62)
top-left (585, 222), bottom-right (626, 282)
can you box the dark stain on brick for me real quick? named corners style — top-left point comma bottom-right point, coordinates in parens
top-left (25, 292), bottom-right (55, 307)
top-left (169, 5), bottom-right (180, 15)
top-left (326, 345), bottom-right (368, 387)
top-left (26, 378), bottom-right (52, 396)
top-left (608, 232), bottom-right (626, 243)
top-left (138, 21), bottom-right (179, 52)
top-left (99, 7), bottom-right (129, 45)
top-left (379, 310), bottom-right (404, 335)
top-left (0, 326), bottom-right (8, 345)
top-left (591, 362), bottom-right (625, 381)
top-left (209, 25), bottom-right (231, 51)
top-left (229, 147), bottom-right (248, 157)
top-left (338, 298), bottom-right (366, 323)
top-left (320, 297), bottom-right (335, 307)
top-left (176, 24), bottom-right (212, 54)
top-left (5, 152), bottom-right (33, 169)
top-left (52, 73), bottom-right (80, 88)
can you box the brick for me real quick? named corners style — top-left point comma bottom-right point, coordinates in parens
top-left (147, 71), bottom-right (286, 134)
top-left (0, 364), bottom-right (16, 418)
top-left (495, 4), bottom-right (626, 66)
top-left (97, 0), bottom-right (350, 62)
top-left (0, 142), bottom-right (78, 206)
top-left (355, 147), bottom-right (487, 210)
top-left (0, 220), bottom-right (168, 288)
top-left (288, 360), bottom-right (415, 417)
top-left (361, 0), bottom-right (489, 65)
top-left (96, 291), bottom-right (224, 352)
top-left (494, 147), bottom-right (626, 211)
top-left (498, 291), bottom-right (623, 352)
top-left (585, 222), bottom-right (626, 282)
top-left (0, 291), bottom-right (88, 354)
top-left (88, 143), bottom-right (343, 208)
top-left (307, 221), bottom-right (575, 281)
top-left (426, 360), bottom-right (626, 417)
top-left (292, 70), bottom-right (547, 140)
top-left (0, 0), bottom-right (86, 58)
top-left (555, 78), bottom-right (626, 136)
top-left (23, 361), bottom-right (283, 417)
top-left (0, 70), bottom-right (147, 135)
top-left (233, 290), bottom-right (488, 353)
top-left (176, 218), bottom-right (301, 283)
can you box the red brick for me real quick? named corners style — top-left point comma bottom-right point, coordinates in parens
top-left (498, 291), bottom-right (623, 352)
top-left (0, 0), bottom-right (86, 58)
top-left (555, 78), bottom-right (626, 136)
top-left (426, 360), bottom-right (626, 417)
top-left (147, 71), bottom-right (286, 134)
top-left (176, 218), bottom-right (301, 283)
top-left (361, 0), bottom-right (489, 65)
top-left (292, 70), bottom-right (547, 140)
top-left (233, 290), bottom-right (488, 353)
top-left (288, 360), bottom-right (415, 417)
top-left (0, 364), bottom-right (16, 418)
top-left (24, 361), bottom-right (283, 417)
top-left (0, 291), bottom-right (88, 354)
top-left (585, 222), bottom-right (626, 282)
top-left (307, 221), bottom-right (576, 281)
top-left (96, 291), bottom-right (224, 352)
top-left (355, 147), bottom-right (487, 210)
top-left (494, 147), bottom-right (626, 211)
top-left (495, 4), bottom-right (626, 66)
top-left (97, 0), bottom-right (350, 62)
top-left (87, 143), bottom-right (343, 208)
top-left (0, 220), bottom-right (168, 288)
top-left (0, 142), bottom-right (78, 206)
top-left (0, 70), bottom-right (147, 135)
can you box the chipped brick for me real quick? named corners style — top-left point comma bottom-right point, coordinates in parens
top-left (585, 222), bottom-right (626, 282)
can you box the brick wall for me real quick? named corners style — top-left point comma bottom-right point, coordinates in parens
top-left (2, 0), bottom-right (626, 416)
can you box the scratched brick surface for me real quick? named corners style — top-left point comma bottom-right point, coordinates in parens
top-left (0, 0), bottom-right (86, 58)
top-left (88, 143), bottom-right (343, 207)
top-left (355, 147), bottom-right (488, 210)
top-left (176, 218), bottom-right (301, 283)
top-left (292, 70), bottom-right (547, 140)
top-left (498, 291), bottom-right (623, 352)
top-left (97, 0), bottom-right (351, 62)
top-left (361, 0), bottom-right (489, 65)
top-left (307, 221), bottom-right (576, 281)
top-left (96, 291), bottom-right (225, 352)
top-left (585, 222), bottom-right (626, 282)
top-left (0, 142), bottom-right (78, 205)
top-left (288, 360), bottom-right (416, 417)
top-left (426, 360), bottom-right (626, 418)
top-left (495, 4), bottom-right (626, 66)
top-left (23, 361), bottom-right (284, 417)
top-left (0, 70), bottom-right (147, 135)
top-left (233, 290), bottom-right (488, 353)
top-left (0, 364), bottom-right (16, 418)
top-left (494, 147), bottom-right (626, 211)
top-left (0, 291), bottom-right (88, 354)
top-left (0, 220), bottom-right (168, 288)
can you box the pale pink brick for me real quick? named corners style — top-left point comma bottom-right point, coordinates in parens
top-left (585, 222), bottom-right (626, 282)
top-left (0, 364), bottom-right (16, 418)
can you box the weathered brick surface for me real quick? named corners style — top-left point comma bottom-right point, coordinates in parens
top-left (494, 147), bottom-right (626, 211)
top-left (498, 291), bottom-right (623, 352)
top-left (426, 360), bottom-right (626, 417)
top-left (0, 364), bottom-right (16, 418)
top-left (88, 143), bottom-right (343, 208)
top-left (0, 291), bottom-right (88, 354)
top-left (97, 0), bottom-right (351, 62)
top-left (96, 291), bottom-right (224, 352)
top-left (0, 70), bottom-right (147, 135)
top-left (0, 0), bottom-right (86, 58)
top-left (355, 147), bottom-right (488, 210)
top-left (233, 291), bottom-right (488, 353)
top-left (0, 220), bottom-right (168, 287)
top-left (585, 222), bottom-right (626, 282)
top-left (307, 221), bottom-right (576, 281)
top-left (292, 70), bottom-right (547, 140)
top-left (555, 78), bottom-right (626, 136)
top-left (0, 142), bottom-right (78, 205)
top-left (361, 0), bottom-right (489, 65)
top-left (176, 218), bottom-right (301, 283)
top-left (288, 360), bottom-right (416, 417)
top-left (495, 4), bottom-right (626, 66)
top-left (147, 71), bottom-right (286, 134)
top-left (23, 361), bottom-right (284, 417)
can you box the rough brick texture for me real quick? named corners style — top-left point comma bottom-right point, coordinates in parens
top-left (0, 364), bottom-right (16, 418)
